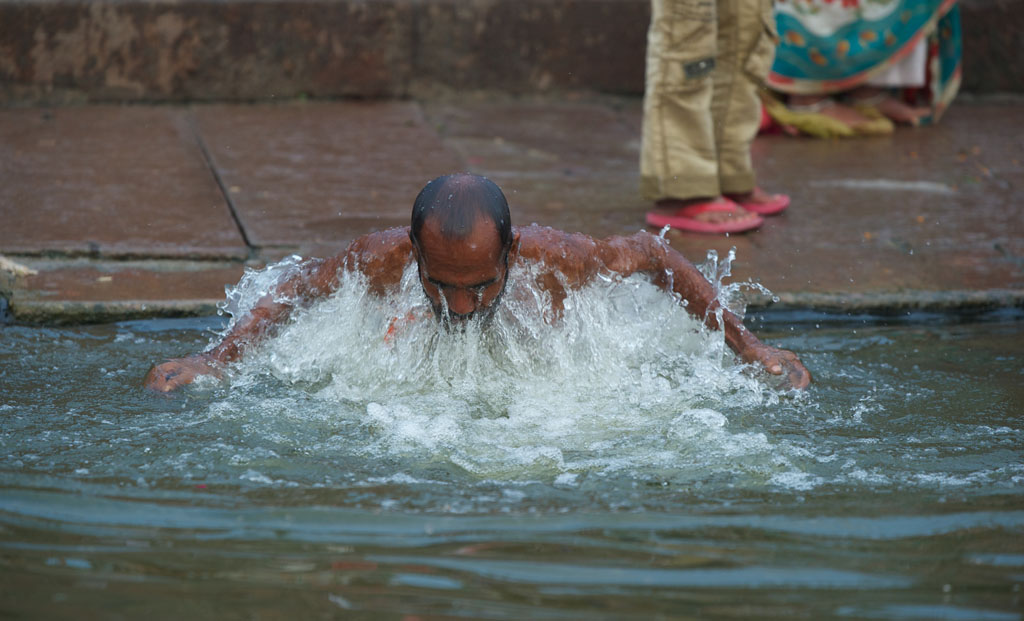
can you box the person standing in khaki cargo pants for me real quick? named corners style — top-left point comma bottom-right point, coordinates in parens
top-left (641, 0), bottom-right (790, 234)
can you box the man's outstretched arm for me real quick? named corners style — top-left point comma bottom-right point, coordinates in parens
top-left (143, 255), bottom-right (345, 393)
top-left (144, 228), bottom-right (413, 393)
top-left (596, 232), bottom-right (811, 390)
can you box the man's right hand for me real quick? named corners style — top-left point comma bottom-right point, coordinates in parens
top-left (144, 354), bottom-right (223, 393)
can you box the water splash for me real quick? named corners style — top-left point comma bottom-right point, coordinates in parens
top-left (697, 247), bottom-right (778, 320)
top-left (217, 254), bottom-right (306, 334)
top-left (209, 253), bottom-right (795, 481)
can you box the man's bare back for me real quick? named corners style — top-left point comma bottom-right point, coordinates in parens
top-left (145, 175), bottom-right (810, 393)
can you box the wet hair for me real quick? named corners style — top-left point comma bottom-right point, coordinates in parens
top-left (410, 173), bottom-right (512, 251)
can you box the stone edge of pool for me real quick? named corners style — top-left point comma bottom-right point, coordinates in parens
top-left (3, 286), bottom-right (1023, 326)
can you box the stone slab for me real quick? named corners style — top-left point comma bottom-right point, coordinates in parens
top-left (1, 259), bottom-right (246, 324)
top-left (1, 97), bottom-right (1022, 325)
top-left (425, 98), bottom-right (1024, 306)
top-left (423, 98), bottom-right (650, 237)
top-left (192, 101), bottom-right (465, 258)
top-left (0, 106), bottom-right (248, 259)
top-left (723, 101), bottom-right (1024, 300)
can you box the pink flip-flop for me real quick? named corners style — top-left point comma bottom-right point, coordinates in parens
top-left (645, 198), bottom-right (764, 234)
top-left (726, 189), bottom-right (790, 216)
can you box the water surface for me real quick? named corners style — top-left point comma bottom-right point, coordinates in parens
top-left (1, 265), bottom-right (1021, 618)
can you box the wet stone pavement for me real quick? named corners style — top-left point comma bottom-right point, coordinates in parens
top-left (1, 96), bottom-right (1022, 324)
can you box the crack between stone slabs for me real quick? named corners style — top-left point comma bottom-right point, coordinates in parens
top-left (185, 107), bottom-right (258, 261)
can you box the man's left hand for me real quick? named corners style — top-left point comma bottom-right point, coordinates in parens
top-left (745, 344), bottom-right (812, 390)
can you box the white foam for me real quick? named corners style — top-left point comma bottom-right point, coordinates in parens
top-left (212, 254), bottom-right (797, 483)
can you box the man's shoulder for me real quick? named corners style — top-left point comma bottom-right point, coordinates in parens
top-left (318, 226), bottom-right (412, 283)
top-left (514, 225), bottom-right (665, 284)
top-left (516, 224), bottom-right (598, 257)
top-left (513, 225), bottom-right (607, 285)
top-left (312, 227), bottom-right (412, 294)
top-left (338, 227), bottom-right (413, 260)
top-left (515, 225), bottom-right (655, 259)
top-left (357, 226), bottom-right (412, 248)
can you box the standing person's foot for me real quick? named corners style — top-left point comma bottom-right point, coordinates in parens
top-left (724, 187), bottom-right (790, 216)
top-left (645, 197), bottom-right (764, 234)
top-left (847, 86), bottom-right (930, 126)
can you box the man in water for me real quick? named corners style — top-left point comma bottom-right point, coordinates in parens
top-left (145, 173), bottom-right (810, 392)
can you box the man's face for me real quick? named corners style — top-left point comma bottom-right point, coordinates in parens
top-left (413, 216), bottom-right (509, 324)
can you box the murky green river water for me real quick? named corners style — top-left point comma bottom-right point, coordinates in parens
top-left (1, 270), bottom-right (1021, 618)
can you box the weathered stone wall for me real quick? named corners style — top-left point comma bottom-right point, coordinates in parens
top-left (957, 0), bottom-right (1024, 94)
top-left (0, 0), bottom-right (1017, 104)
top-left (0, 1), bottom-right (416, 103)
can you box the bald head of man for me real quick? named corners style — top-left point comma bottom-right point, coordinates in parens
top-left (409, 173), bottom-right (519, 323)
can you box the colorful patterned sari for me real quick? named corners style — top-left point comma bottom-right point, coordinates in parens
top-left (768, 0), bottom-right (961, 121)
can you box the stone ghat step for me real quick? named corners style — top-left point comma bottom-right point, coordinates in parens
top-left (2, 0), bottom-right (1019, 105)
